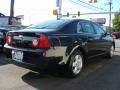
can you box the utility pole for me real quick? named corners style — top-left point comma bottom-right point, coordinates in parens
top-left (10, 0), bottom-right (15, 17)
top-left (109, 0), bottom-right (112, 30)
top-left (56, 0), bottom-right (62, 20)
top-left (58, 6), bottom-right (62, 19)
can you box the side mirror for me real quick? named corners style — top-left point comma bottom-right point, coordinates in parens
top-left (104, 31), bottom-right (110, 36)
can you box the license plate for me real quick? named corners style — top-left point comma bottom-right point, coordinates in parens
top-left (12, 50), bottom-right (23, 62)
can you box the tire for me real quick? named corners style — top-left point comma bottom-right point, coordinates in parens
top-left (105, 45), bottom-right (115, 59)
top-left (66, 50), bottom-right (83, 77)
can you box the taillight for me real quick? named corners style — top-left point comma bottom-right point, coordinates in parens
top-left (6, 33), bottom-right (12, 44)
top-left (32, 34), bottom-right (50, 49)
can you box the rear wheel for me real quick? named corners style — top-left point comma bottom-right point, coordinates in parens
top-left (66, 50), bottom-right (83, 77)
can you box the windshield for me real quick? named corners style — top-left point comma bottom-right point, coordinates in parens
top-left (27, 20), bottom-right (68, 29)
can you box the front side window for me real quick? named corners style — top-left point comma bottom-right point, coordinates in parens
top-left (81, 22), bottom-right (95, 34)
top-left (92, 23), bottom-right (105, 35)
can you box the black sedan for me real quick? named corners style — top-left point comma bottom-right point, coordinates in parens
top-left (4, 19), bottom-right (115, 77)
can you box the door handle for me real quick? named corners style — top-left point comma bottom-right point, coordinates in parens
top-left (88, 38), bottom-right (94, 41)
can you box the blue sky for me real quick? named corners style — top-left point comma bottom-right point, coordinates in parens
top-left (0, 0), bottom-right (120, 26)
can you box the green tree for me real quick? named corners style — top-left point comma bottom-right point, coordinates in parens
top-left (112, 10), bottom-right (120, 31)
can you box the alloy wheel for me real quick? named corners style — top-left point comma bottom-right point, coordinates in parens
top-left (72, 54), bottom-right (83, 75)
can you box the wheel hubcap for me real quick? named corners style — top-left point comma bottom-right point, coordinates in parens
top-left (110, 46), bottom-right (114, 57)
top-left (72, 55), bottom-right (83, 75)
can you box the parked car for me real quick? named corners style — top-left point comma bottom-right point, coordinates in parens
top-left (0, 29), bottom-right (11, 52)
top-left (4, 19), bottom-right (115, 77)
top-left (112, 31), bottom-right (120, 39)
top-left (0, 13), bottom-right (21, 27)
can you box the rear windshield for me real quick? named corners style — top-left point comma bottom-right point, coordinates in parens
top-left (27, 20), bottom-right (69, 29)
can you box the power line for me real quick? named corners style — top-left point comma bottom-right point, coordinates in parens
top-left (69, 0), bottom-right (104, 12)
top-left (77, 0), bottom-right (108, 12)
top-left (69, 0), bottom-right (108, 12)
top-left (113, 0), bottom-right (118, 3)
top-left (70, 0), bottom-right (94, 10)
top-left (62, 12), bottom-right (117, 17)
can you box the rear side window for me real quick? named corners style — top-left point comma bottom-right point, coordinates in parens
top-left (81, 22), bottom-right (95, 34)
top-left (61, 21), bottom-right (77, 34)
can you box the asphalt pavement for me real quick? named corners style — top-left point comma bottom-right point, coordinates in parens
top-left (0, 39), bottom-right (120, 90)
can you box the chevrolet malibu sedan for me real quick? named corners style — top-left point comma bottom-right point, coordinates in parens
top-left (4, 19), bottom-right (115, 77)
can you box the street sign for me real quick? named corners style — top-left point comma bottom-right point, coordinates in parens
top-left (90, 18), bottom-right (106, 24)
top-left (53, 9), bottom-right (58, 15)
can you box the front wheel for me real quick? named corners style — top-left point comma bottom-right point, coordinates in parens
top-left (105, 45), bottom-right (115, 58)
top-left (66, 50), bottom-right (83, 77)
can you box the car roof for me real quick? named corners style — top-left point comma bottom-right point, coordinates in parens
top-left (56, 19), bottom-right (90, 22)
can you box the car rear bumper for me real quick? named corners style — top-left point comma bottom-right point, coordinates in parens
top-left (4, 45), bottom-right (63, 69)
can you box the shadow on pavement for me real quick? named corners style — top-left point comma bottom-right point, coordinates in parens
top-left (21, 54), bottom-right (120, 90)
top-left (0, 53), bottom-right (9, 66)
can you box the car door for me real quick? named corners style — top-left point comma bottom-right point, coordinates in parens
top-left (78, 21), bottom-right (102, 58)
top-left (92, 22), bottom-right (111, 53)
